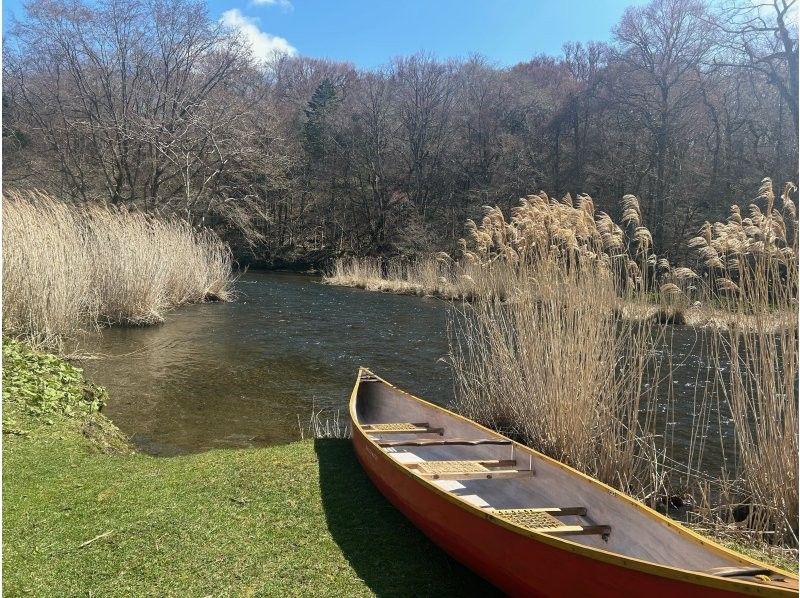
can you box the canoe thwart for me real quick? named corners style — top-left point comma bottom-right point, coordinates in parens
top-left (363, 422), bottom-right (445, 435)
top-left (493, 508), bottom-right (611, 541)
top-left (419, 470), bottom-right (534, 481)
top-left (411, 459), bottom-right (518, 472)
top-left (376, 438), bottom-right (513, 447)
top-left (535, 525), bottom-right (611, 539)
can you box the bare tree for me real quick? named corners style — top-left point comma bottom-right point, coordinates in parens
top-left (4, 0), bottom-right (797, 262)
top-left (714, 0), bottom-right (798, 131)
top-left (6, 0), bottom-right (251, 209)
top-left (392, 54), bottom-right (457, 218)
top-left (613, 0), bottom-right (714, 252)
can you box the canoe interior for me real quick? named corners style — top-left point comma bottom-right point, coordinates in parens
top-left (354, 376), bottom-right (773, 574)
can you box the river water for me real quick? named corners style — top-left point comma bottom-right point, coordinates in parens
top-left (80, 271), bottom-right (734, 467)
top-left (81, 272), bottom-right (453, 455)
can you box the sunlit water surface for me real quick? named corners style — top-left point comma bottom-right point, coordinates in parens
top-left (81, 272), bottom-right (452, 455)
top-left (81, 271), bottom-right (734, 468)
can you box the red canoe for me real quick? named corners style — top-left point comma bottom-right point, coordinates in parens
top-left (349, 368), bottom-right (798, 597)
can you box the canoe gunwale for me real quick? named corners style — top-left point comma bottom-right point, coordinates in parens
top-left (348, 367), bottom-right (798, 596)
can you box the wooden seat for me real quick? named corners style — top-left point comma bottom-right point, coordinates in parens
top-left (364, 422), bottom-right (444, 435)
top-left (493, 508), bottom-right (610, 540)
top-left (410, 460), bottom-right (534, 481)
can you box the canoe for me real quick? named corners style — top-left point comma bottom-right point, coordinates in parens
top-left (349, 368), bottom-right (798, 597)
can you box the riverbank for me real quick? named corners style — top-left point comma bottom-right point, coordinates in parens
top-left (323, 265), bottom-right (795, 332)
top-left (2, 339), bottom-right (496, 596)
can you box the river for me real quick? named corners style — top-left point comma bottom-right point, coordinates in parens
top-left (81, 272), bottom-right (453, 455)
top-left (81, 271), bottom-right (735, 472)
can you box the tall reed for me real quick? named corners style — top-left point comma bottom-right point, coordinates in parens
top-left (449, 257), bottom-right (663, 492)
top-left (446, 194), bottom-right (667, 494)
top-left (448, 180), bottom-right (798, 546)
top-left (326, 181), bottom-right (798, 547)
top-left (3, 190), bottom-right (234, 349)
top-left (699, 180), bottom-right (798, 545)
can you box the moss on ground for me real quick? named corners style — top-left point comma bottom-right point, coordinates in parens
top-left (2, 339), bottom-right (498, 596)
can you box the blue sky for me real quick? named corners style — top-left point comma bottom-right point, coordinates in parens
top-left (3, 0), bottom-right (646, 68)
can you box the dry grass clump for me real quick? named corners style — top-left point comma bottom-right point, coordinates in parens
top-left (459, 192), bottom-right (656, 289)
top-left (326, 255), bottom-right (483, 299)
top-left (3, 190), bottom-right (233, 349)
top-left (710, 324), bottom-right (798, 545)
top-left (325, 257), bottom-right (439, 297)
top-left (448, 195), bottom-right (660, 489)
top-left (450, 257), bottom-right (661, 492)
top-left (300, 408), bottom-right (351, 440)
top-left (682, 180), bottom-right (796, 332)
top-left (451, 180), bottom-right (798, 546)
top-left (698, 179), bottom-right (798, 545)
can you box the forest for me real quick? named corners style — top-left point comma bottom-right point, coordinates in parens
top-left (3, 0), bottom-right (797, 266)
top-left (3, 1), bottom-right (800, 592)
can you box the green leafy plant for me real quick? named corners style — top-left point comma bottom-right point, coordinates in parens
top-left (2, 338), bottom-right (106, 432)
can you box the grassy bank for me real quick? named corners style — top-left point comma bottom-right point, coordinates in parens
top-left (2, 339), bottom-right (497, 596)
top-left (2, 190), bottom-right (234, 350)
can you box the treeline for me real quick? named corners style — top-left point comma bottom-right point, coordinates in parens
top-left (3, 0), bottom-right (797, 263)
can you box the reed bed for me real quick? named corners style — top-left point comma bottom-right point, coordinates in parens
top-left (327, 180), bottom-right (799, 547)
top-left (326, 255), bottom-right (474, 299)
top-left (3, 190), bottom-right (234, 350)
top-left (698, 180), bottom-right (798, 545)
top-left (450, 259), bottom-right (663, 493)
top-left (325, 256), bottom-right (792, 331)
top-left (325, 186), bottom-right (796, 332)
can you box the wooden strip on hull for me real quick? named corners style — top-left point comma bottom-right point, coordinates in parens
top-left (353, 427), bottom-right (762, 598)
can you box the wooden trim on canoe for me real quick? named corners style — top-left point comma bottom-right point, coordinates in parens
top-left (377, 438), bottom-right (513, 448)
top-left (416, 469), bottom-right (535, 481)
top-left (349, 367), bottom-right (798, 596)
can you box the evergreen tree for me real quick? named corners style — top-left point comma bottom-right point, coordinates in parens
top-left (303, 78), bottom-right (340, 161)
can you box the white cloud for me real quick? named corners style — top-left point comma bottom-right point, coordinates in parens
top-left (220, 9), bottom-right (297, 63)
top-left (251, 0), bottom-right (293, 8)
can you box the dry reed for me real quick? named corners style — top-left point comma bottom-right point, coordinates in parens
top-left (3, 190), bottom-right (234, 350)
top-left (449, 257), bottom-right (664, 493)
top-left (326, 180), bottom-right (798, 547)
top-left (300, 408), bottom-right (351, 439)
top-left (699, 179), bottom-right (798, 545)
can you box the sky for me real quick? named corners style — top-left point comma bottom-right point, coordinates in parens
top-left (2, 0), bottom-right (648, 68)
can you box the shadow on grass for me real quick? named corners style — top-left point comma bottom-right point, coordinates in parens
top-left (314, 439), bottom-right (501, 597)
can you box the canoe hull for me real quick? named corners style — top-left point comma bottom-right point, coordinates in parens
top-left (353, 425), bottom-right (753, 598)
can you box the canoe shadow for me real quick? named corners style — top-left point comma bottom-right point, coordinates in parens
top-left (314, 439), bottom-right (501, 597)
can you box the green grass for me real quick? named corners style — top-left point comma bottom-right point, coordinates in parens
top-left (3, 339), bottom-right (499, 596)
